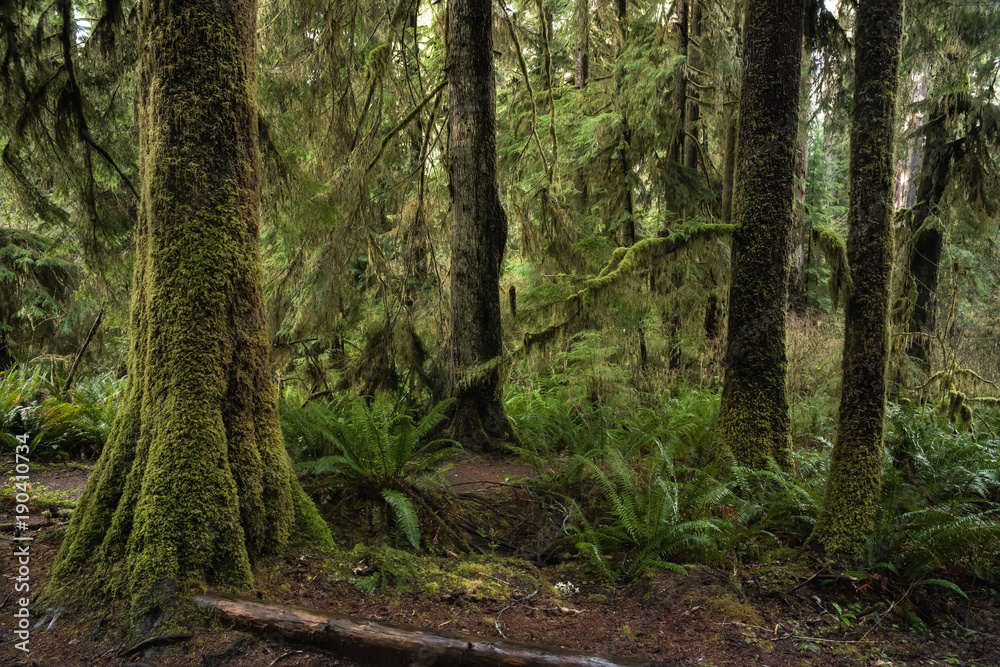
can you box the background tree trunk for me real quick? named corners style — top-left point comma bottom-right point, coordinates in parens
top-left (716, 0), bottom-right (804, 470)
top-left (904, 105), bottom-right (953, 367)
top-left (812, 0), bottom-right (903, 563)
top-left (48, 0), bottom-right (331, 627)
top-left (448, 0), bottom-right (513, 450)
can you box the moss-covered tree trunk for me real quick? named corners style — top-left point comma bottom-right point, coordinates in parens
top-left (615, 0), bottom-right (636, 246)
top-left (48, 0), bottom-right (331, 628)
top-left (788, 51), bottom-right (812, 313)
top-left (682, 0), bottom-right (702, 174)
top-left (447, 0), bottom-right (513, 451)
top-left (904, 107), bottom-right (952, 367)
top-left (812, 0), bottom-right (903, 562)
top-left (716, 0), bottom-right (804, 469)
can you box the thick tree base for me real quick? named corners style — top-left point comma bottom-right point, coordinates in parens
top-left (195, 591), bottom-right (681, 666)
top-left (448, 386), bottom-right (516, 453)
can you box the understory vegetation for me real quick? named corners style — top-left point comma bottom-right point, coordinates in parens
top-left (4, 314), bottom-right (998, 629)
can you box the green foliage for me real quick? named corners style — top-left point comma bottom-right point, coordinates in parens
top-left (1, 365), bottom-right (120, 459)
top-left (290, 395), bottom-right (460, 549)
top-left (868, 403), bottom-right (1000, 583)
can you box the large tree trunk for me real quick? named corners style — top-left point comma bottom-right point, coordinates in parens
top-left (47, 0), bottom-right (331, 628)
top-left (720, 113), bottom-right (737, 224)
top-left (716, 0), bottom-right (804, 470)
top-left (812, 0), bottom-right (903, 563)
top-left (448, 0), bottom-right (513, 451)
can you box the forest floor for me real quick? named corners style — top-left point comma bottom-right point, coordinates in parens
top-left (1, 457), bottom-right (998, 666)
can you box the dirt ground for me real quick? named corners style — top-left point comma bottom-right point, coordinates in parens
top-left (1, 458), bottom-right (998, 666)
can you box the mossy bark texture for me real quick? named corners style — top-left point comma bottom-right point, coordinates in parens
top-left (904, 107), bottom-right (952, 367)
top-left (447, 0), bottom-right (513, 451)
top-left (49, 0), bottom-right (331, 625)
top-left (813, 0), bottom-right (903, 563)
top-left (716, 0), bottom-right (804, 470)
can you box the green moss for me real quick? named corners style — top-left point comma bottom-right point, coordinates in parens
top-left (45, 0), bottom-right (332, 630)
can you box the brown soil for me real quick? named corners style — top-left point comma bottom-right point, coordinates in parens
top-left (1, 460), bottom-right (998, 667)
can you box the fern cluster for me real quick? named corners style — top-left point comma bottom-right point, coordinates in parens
top-left (286, 395), bottom-right (460, 549)
top-left (1, 365), bottom-right (120, 459)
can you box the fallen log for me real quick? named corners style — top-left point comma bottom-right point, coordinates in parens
top-left (195, 591), bottom-right (686, 667)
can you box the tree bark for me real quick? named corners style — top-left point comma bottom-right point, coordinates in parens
top-left (670, 0), bottom-right (689, 165)
top-left (573, 0), bottom-right (589, 213)
top-left (716, 0), bottom-right (804, 470)
top-left (448, 0), bottom-right (513, 451)
top-left (195, 592), bottom-right (681, 667)
top-left (616, 0), bottom-right (636, 246)
top-left (788, 51), bottom-right (812, 312)
top-left (811, 0), bottom-right (903, 563)
top-left (904, 102), bottom-right (953, 367)
top-left (47, 0), bottom-right (332, 628)
top-left (682, 0), bottom-right (701, 173)
top-left (720, 113), bottom-right (737, 224)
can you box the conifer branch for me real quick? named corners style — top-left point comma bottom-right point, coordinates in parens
top-left (365, 80), bottom-right (446, 173)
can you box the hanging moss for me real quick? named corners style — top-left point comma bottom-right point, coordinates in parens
top-left (811, 224), bottom-right (852, 311)
top-left (522, 223), bottom-right (735, 355)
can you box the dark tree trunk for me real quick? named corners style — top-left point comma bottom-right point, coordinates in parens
top-left (904, 108), bottom-right (952, 367)
top-left (716, 0), bottom-right (805, 470)
top-left (447, 0), bottom-right (513, 451)
top-left (788, 52), bottom-right (811, 312)
top-left (573, 0), bottom-right (589, 213)
top-left (720, 113), bottom-right (737, 224)
top-left (682, 0), bottom-right (702, 173)
top-left (812, 0), bottom-right (903, 563)
top-left (616, 0), bottom-right (635, 246)
top-left (48, 0), bottom-right (331, 627)
top-left (670, 0), bottom-right (689, 165)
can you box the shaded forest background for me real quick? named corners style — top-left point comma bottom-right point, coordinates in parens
top-left (2, 0), bottom-right (1000, 610)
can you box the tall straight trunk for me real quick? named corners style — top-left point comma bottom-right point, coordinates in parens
top-left (716, 0), bottom-right (804, 470)
top-left (448, 0), bottom-right (512, 450)
top-left (48, 0), bottom-right (331, 626)
top-left (573, 0), bottom-right (589, 213)
top-left (904, 108), bottom-right (952, 367)
top-left (616, 0), bottom-right (635, 246)
top-left (812, 0), bottom-right (903, 562)
top-left (682, 0), bottom-right (702, 173)
top-left (670, 0), bottom-right (689, 165)
top-left (788, 51), bottom-right (811, 311)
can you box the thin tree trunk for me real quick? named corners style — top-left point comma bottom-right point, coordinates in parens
top-left (716, 0), bottom-right (805, 470)
top-left (670, 0), bottom-right (689, 165)
top-left (682, 0), bottom-right (701, 173)
top-left (812, 0), bottom-right (903, 563)
top-left (63, 306), bottom-right (104, 394)
top-left (573, 0), bottom-right (589, 213)
top-left (788, 52), bottom-right (812, 312)
top-left (448, 0), bottom-right (513, 450)
top-left (616, 0), bottom-right (635, 246)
